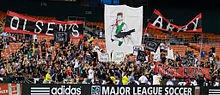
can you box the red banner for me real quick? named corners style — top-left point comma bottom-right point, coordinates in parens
top-left (0, 83), bottom-right (22, 95)
top-left (148, 9), bottom-right (202, 32)
top-left (154, 62), bottom-right (211, 80)
top-left (4, 11), bottom-right (84, 39)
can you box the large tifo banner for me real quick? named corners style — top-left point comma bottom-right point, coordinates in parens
top-left (5, 11), bottom-right (83, 39)
top-left (154, 62), bottom-right (211, 80)
top-left (148, 9), bottom-right (202, 32)
top-left (105, 5), bottom-right (143, 54)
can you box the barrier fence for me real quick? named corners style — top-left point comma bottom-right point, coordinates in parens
top-left (20, 84), bottom-right (220, 95)
top-left (0, 83), bottom-right (220, 95)
top-left (2, 77), bottom-right (220, 86)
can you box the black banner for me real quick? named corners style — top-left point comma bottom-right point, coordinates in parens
top-left (148, 9), bottom-right (202, 32)
top-left (22, 84), bottom-right (198, 95)
top-left (5, 11), bottom-right (83, 39)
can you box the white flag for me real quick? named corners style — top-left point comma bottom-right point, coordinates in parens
top-left (166, 48), bottom-right (174, 60)
top-left (112, 52), bottom-right (125, 62)
top-left (105, 5), bottom-right (143, 54)
top-left (97, 51), bottom-right (110, 62)
top-left (153, 47), bottom-right (160, 62)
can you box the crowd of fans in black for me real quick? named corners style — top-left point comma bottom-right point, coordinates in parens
top-left (0, 31), bottom-right (220, 86)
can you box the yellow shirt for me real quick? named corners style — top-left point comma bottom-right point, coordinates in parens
top-left (90, 37), bottom-right (94, 41)
top-left (122, 76), bottom-right (129, 84)
top-left (45, 73), bottom-right (51, 82)
top-left (110, 76), bottom-right (116, 84)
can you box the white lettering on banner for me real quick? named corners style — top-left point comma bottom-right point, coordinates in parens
top-left (34, 21), bottom-right (43, 33)
top-left (166, 23), bottom-right (175, 31)
top-left (10, 16), bottom-right (19, 30)
top-left (177, 26), bottom-right (188, 32)
top-left (179, 87), bottom-right (183, 94)
top-left (110, 87), bottom-right (115, 95)
top-left (137, 87), bottom-right (141, 94)
top-left (174, 87), bottom-right (179, 95)
top-left (133, 87), bottom-right (162, 95)
top-left (142, 87), bottom-right (147, 95)
top-left (169, 88), bottom-right (174, 95)
top-left (164, 87), bottom-right (192, 95)
top-left (159, 87), bottom-right (163, 95)
top-left (102, 86), bottom-right (109, 95)
top-left (51, 85), bottom-right (81, 95)
top-left (68, 24), bottom-right (73, 30)
top-left (188, 88), bottom-right (192, 95)
top-left (100, 86), bottom-right (193, 95)
top-left (102, 86), bottom-right (130, 95)
top-left (64, 24), bottom-right (67, 31)
top-left (192, 17), bottom-right (199, 31)
top-left (72, 24), bottom-right (79, 37)
top-left (23, 19), bottom-right (28, 31)
top-left (147, 87), bottom-right (152, 94)
top-left (152, 16), bottom-right (163, 28)
top-left (59, 24), bottom-right (64, 31)
top-left (126, 87), bottom-right (130, 95)
top-left (133, 87), bottom-right (137, 94)
top-left (58, 24), bottom-right (79, 37)
top-left (46, 22), bottom-right (55, 35)
top-left (184, 88), bottom-right (187, 95)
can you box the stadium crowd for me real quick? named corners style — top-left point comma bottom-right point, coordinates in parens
top-left (0, 31), bottom-right (220, 86)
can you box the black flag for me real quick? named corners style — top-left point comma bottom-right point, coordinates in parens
top-left (145, 40), bottom-right (160, 52)
top-left (137, 50), bottom-right (146, 61)
top-left (54, 31), bottom-right (70, 43)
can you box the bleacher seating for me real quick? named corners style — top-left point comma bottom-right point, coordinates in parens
top-left (1, 43), bottom-right (22, 57)
top-left (146, 28), bottom-right (169, 41)
top-left (168, 31), bottom-right (220, 42)
top-left (189, 43), bottom-right (220, 59)
top-left (169, 45), bottom-right (200, 57)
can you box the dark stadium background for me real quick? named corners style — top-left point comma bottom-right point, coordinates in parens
top-left (0, 0), bottom-right (220, 34)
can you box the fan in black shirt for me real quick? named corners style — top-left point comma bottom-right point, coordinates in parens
top-left (0, 40), bottom-right (4, 57)
top-left (34, 41), bottom-right (39, 48)
top-left (57, 70), bottom-right (64, 83)
top-left (211, 47), bottom-right (215, 53)
top-left (41, 46), bottom-right (46, 59)
top-left (50, 40), bottom-right (55, 47)
top-left (105, 74), bottom-right (114, 84)
top-left (197, 74), bottom-right (206, 86)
